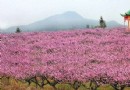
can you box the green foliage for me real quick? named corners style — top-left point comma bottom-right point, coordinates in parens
top-left (16, 27), bottom-right (21, 33)
top-left (86, 25), bottom-right (90, 28)
top-left (99, 16), bottom-right (107, 28)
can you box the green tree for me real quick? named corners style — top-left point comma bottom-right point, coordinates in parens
top-left (86, 25), bottom-right (90, 28)
top-left (99, 16), bottom-right (106, 28)
top-left (16, 27), bottom-right (21, 33)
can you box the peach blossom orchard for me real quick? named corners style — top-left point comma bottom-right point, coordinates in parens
top-left (1, 27), bottom-right (130, 90)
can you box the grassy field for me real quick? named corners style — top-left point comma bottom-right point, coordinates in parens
top-left (1, 77), bottom-right (130, 90)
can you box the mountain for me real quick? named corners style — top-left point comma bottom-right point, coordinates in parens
top-left (106, 20), bottom-right (122, 28)
top-left (2, 11), bottom-right (122, 33)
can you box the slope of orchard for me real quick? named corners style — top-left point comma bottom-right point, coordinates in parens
top-left (1, 27), bottom-right (130, 90)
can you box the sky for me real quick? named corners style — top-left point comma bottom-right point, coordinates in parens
top-left (0, 0), bottom-right (130, 29)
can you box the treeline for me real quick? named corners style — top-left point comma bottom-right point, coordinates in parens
top-left (86, 16), bottom-right (107, 29)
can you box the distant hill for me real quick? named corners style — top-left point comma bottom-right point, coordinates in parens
top-left (1, 11), bottom-right (122, 33)
top-left (106, 20), bottom-right (122, 28)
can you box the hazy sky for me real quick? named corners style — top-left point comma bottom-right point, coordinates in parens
top-left (0, 0), bottom-right (129, 29)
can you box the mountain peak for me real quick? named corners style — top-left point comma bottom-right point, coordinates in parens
top-left (63, 11), bottom-right (80, 15)
top-left (54, 11), bottom-right (84, 21)
top-left (42, 11), bottom-right (84, 22)
top-left (62, 11), bottom-right (83, 18)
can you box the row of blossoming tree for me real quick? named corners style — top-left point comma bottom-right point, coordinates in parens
top-left (0, 27), bottom-right (130, 90)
